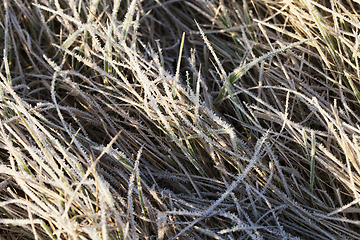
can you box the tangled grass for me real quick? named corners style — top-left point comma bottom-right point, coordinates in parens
top-left (0, 0), bottom-right (360, 239)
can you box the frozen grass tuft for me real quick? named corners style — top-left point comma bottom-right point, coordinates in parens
top-left (1, 0), bottom-right (360, 239)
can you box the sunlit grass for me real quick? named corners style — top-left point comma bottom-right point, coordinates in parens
top-left (0, 0), bottom-right (360, 239)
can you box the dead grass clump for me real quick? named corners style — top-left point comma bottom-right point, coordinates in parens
top-left (0, 0), bottom-right (360, 239)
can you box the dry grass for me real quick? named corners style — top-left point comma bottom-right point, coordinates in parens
top-left (0, 0), bottom-right (360, 239)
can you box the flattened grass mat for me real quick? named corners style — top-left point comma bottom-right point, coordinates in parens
top-left (0, 0), bottom-right (359, 239)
